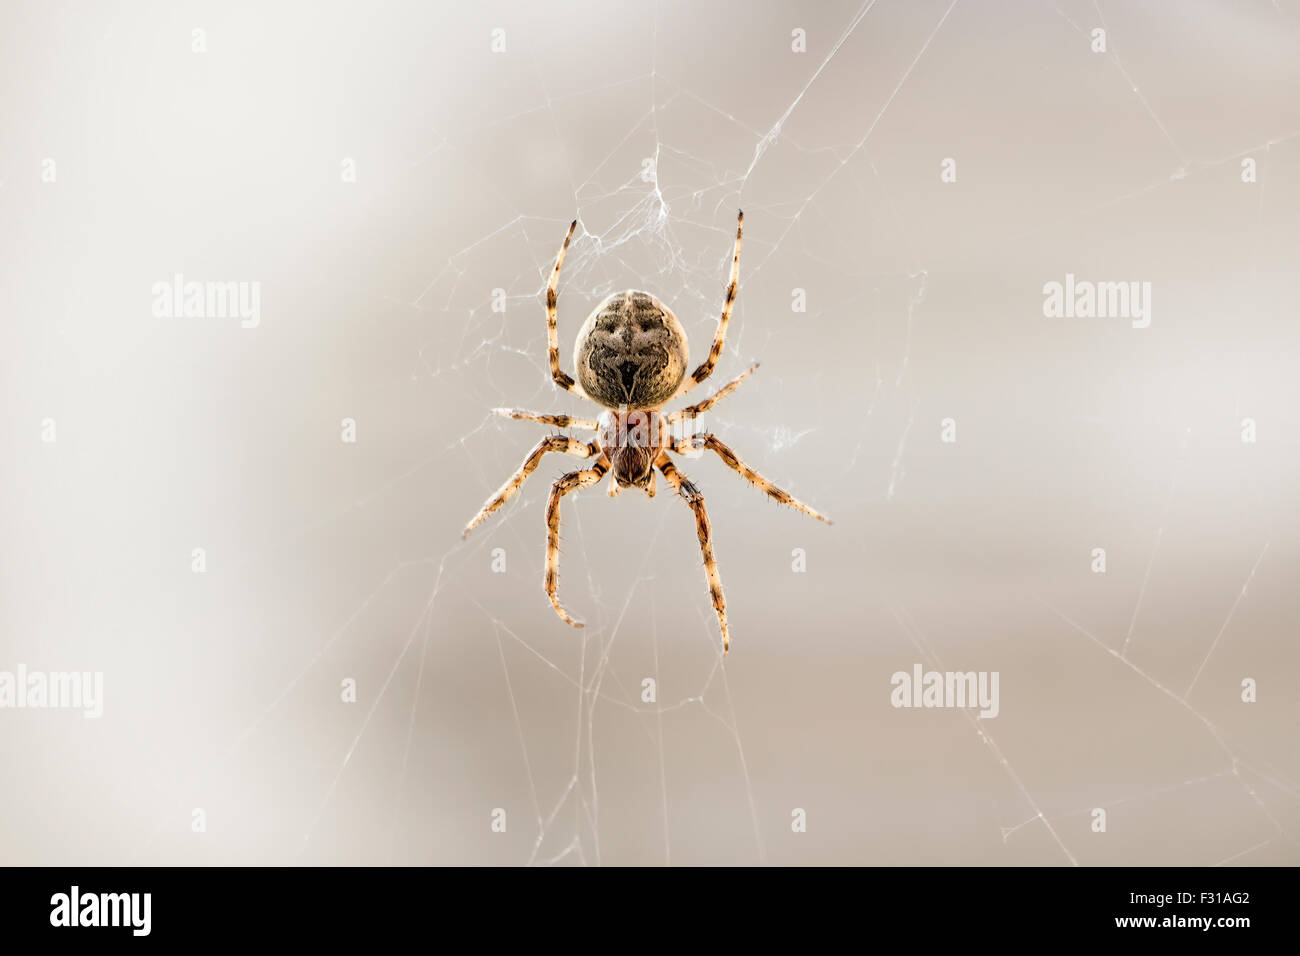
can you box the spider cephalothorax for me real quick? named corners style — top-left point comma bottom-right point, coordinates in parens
top-left (596, 408), bottom-right (669, 495)
top-left (463, 211), bottom-right (831, 654)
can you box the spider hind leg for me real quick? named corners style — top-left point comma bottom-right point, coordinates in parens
top-left (656, 453), bottom-right (729, 655)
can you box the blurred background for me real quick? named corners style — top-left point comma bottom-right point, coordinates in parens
top-left (1, 0), bottom-right (1297, 865)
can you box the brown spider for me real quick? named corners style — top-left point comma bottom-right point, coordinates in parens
top-left (463, 211), bottom-right (831, 654)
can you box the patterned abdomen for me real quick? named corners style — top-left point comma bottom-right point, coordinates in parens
top-left (574, 291), bottom-right (689, 409)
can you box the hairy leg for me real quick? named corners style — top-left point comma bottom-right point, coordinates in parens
top-left (463, 436), bottom-right (596, 538)
top-left (678, 210), bottom-right (742, 397)
top-left (666, 363), bottom-right (759, 424)
top-left (544, 459), bottom-right (610, 626)
top-left (656, 453), bottom-right (730, 655)
top-left (493, 407), bottom-right (598, 429)
top-left (546, 219), bottom-right (586, 396)
top-left (672, 433), bottom-right (831, 525)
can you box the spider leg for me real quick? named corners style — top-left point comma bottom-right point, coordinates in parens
top-left (546, 219), bottom-right (587, 397)
top-left (666, 362), bottom-right (759, 424)
top-left (545, 458), bottom-right (610, 627)
top-left (463, 436), bottom-right (597, 538)
top-left (678, 209), bottom-right (742, 397)
top-left (493, 407), bottom-right (598, 430)
top-left (672, 433), bottom-right (832, 525)
top-left (656, 452), bottom-right (729, 655)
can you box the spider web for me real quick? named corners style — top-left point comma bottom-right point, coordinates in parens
top-left (35, 0), bottom-right (1294, 866)
top-left (357, 0), bottom-right (949, 865)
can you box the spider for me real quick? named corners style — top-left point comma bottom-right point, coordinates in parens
top-left (462, 211), bottom-right (831, 654)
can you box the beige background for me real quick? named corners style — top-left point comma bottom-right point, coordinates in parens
top-left (1, 0), bottom-right (1297, 865)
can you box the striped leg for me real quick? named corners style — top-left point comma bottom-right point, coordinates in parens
top-left (492, 407), bottom-right (598, 429)
top-left (546, 219), bottom-right (586, 396)
top-left (463, 436), bottom-right (596, 538)
top-left (656, 453), bottom-right (730, 655)
top-left (545, 459), bottom-right (610, 627)
top-left (680, 210), bottom-right (743, 396)
top-left (673, 433), bottom-right (831, 525)
top-left (666, 363), bottom-right (759, 424)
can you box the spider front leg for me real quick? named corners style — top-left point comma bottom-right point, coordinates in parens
top-left (463, 436), bottom-right (596, 538)
top-left (656, 453), bottom-right (730, 655)
top-left (672, 433), bottom-right (831, 525)
top-left (679, 209), bottom-right (743, 397)
top-left (546, 219), bottom-right (587, 397)
top-left (545, 459), bottom-right (610, 627)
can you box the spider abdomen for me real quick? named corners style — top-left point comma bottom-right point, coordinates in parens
top-left (574, 290), bottom-right (689, 409)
